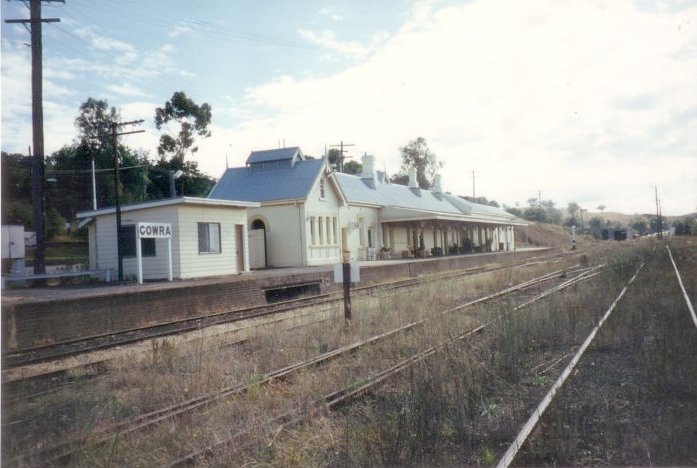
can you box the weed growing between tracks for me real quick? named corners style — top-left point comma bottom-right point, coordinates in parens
top-left (516, 241), bottom-right (697, 466)
top-left (221, 248), bottom-right (649, 466)
top-left (2, 255), bottom-right (582, 466)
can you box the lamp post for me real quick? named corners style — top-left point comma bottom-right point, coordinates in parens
top-left (168, 170), bottom-right (184, 198)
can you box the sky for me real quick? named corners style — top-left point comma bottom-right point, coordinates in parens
top-left (2, 0), bottom-right (696, 216)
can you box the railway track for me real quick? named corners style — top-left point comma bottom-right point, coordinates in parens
top-left (2, 250), bottom-right (575, 370)
top-left (165, 265), bottom-right (603, 466)
top-left (498, 242), bottom-right (697, 466)
top-left (24, 263), bottom-right (596, 467)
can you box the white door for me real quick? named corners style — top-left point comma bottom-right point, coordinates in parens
top-left (248, 228), bottom-right (266, 269)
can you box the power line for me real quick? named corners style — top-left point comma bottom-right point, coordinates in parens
top-left (329, 141), bottom-right (355, 173)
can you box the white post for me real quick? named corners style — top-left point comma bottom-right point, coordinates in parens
top-left (91, 156), bottom-right (97, 210)
top-left (136, 236), bottom-right (143, 284)
top-left (167, 238), bottom-right (173, 281)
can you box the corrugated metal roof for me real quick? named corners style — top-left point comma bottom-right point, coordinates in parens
top-left (335, 173), bottom-right (464, 215)
top-left (335, 173), bottom-right (519, 222)
top-left (245, 147), bottom-right (302, 165)
top-left (208, 158), bottom-right (324, 202)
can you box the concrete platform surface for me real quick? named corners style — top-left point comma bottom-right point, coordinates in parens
top-left (1, 248), bottom-right (551, 305)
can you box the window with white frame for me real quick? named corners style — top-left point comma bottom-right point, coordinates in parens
top-left (198, 222), bottom-right (221, 254)
top-left (319, 217), bottom-right (324, 244)
top-left (319, 179), bottom-right (326, 199)
top-left (332, 217), bottom-right (337, 244)
top-left (326, 216), bottom-right (332, 244)
top-left (310, 217), bottom-right (316, 245)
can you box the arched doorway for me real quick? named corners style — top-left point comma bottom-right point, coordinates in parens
top-left (249, 219), bottom-right (267, 268)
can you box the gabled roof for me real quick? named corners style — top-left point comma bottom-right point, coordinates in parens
top-left (335, 173), bottom-right (462, 214)
top-left (334, 172), bottom-right (525, 225)
top-left (245, 147), bottom-right (302, 165)
top-left (209, 158), bottom-right (325, 203)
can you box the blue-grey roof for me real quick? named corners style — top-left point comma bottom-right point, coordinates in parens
top-left (335, 173), bottom-right (460, 215)
top-left (209, 158), bottom-right (324, 202)
top-left (335, 173), bottom-right (517, 221)
top-left (245, 147), bottom-right (302, 165)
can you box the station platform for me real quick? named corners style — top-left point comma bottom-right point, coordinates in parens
top-left (2, 248), bottom-right (553, 352)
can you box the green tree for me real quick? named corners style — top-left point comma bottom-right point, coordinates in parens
top-left (155, 91), bottom-right (212, 165)
top-left (46, 98), bottom-right (153, 223)
top-left (523, 207), bottom-right (548, 222)
top-left (153, 91), bottom-right (215, 197)
top-left (45, 207), bottom-right (66, 238)
top-left (389, 173), bottom-right (409, 185)
top-left (398, 137), bottom-right (442, 189)
top-left (630, 218), bottom-right (648, 236)
top-left (327, 148), bottom-right (362, 175)
top-left (589, 217), bottom-right (603, 238)
top-left (75, 97), bottom-right (117, 151)
top-left (472, 196), bottom-right (499, 207)
top-left (1, 152), bottom-right (34, 227)
top-left (343, 160), bottom-right (362, 175)
top-left (567, 201), bottom-right (580, 218)
top-left (149, 157), bottom-right (215, 198)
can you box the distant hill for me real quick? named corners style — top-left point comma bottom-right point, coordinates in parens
top-left (585, 211), bottom-right (696, 226)
top-left (515, 222), bottom-right (576, 249)
top-left (584, 211), bottom-right (649, 226)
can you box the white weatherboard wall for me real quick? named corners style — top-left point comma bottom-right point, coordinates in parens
top-left (93, 206), bottom-right (177, 280)
top-left (175, 204), bottom-right (249, 279)
top-left (90, 204), bottom-right (249, 280)
top-left (248, 203), bottom-right (303, 268)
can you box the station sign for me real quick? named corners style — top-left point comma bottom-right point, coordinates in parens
top-left (137, 222), bottom-right (172, 239)
top-left (135, 222), bottom-right (173, 284)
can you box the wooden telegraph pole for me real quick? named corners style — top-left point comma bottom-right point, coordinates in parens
top-left (5, 0), bottom-right (63, 274)
top-left (111, 120), bottom-right (145, 281)
top-left (330, 141), bottom-right (355, 172)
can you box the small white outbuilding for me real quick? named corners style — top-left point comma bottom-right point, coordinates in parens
top-left (76, 197), bottom-right (259, 281)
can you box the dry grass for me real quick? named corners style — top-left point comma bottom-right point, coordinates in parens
top-left (1, 254), bottom-right (592, 467)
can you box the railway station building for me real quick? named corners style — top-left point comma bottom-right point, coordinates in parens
top-left (209, 147), bottom-right (526, 268)
top-left (76, 197), bottom-right (259, 281)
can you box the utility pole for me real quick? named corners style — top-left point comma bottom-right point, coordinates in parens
top-left (6, 0), bottom-right (63, 274)
top-left (330, 141), bottom-right (355, 172)
top-left (111, 119), bottom-right (145, 281)
top-left (658, 197), bottom-right (663, 238)
top-left (654, 185), bottom-right (661, 238)
top-left (471, 170), bottom-right (478, 200)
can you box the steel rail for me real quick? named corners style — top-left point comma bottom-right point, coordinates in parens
top-left (167, 266), bottom-right (603, 466)
top-left (3, 251), bottom-right (574, 369)
top-left (495, 262), bottom-right (644, 468)
top-left (666, 245), bottom-right (697, 328)
top-left (33, 265), bottom-right (579, 466)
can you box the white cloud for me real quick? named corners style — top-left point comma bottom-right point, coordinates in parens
top-left (318, 7), bottom-right (344, 21)
top-left (168, 24), bottom-right (195, 39)
top-left (297, 28), bottom-right (372, 60)
top-left (196, 0), bottom-right (697, 215)
top-left (105, 83), bottom-right (148, 98)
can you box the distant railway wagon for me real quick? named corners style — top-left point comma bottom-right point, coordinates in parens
top-left (601, 228), bottom-right (634, 241)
